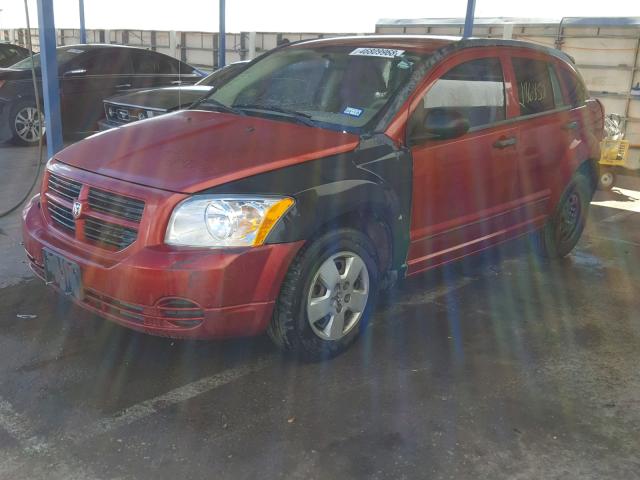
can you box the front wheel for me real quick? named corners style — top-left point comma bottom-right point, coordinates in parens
top-left (534, 172), bottom-right (593, 258)
top-left (10, 100), bottom-right (45, 146)
top-left (267, 228), bottom-right (379, 361)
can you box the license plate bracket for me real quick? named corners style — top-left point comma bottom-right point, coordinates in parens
top-left (43, 248), bottom-right (83, 300)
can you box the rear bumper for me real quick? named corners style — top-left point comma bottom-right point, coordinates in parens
top-left (0, 98), bottom-right (13, 143)
top-left (22, 195), bottom-right (304, 339)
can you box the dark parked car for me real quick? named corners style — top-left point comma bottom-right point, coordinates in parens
top-left (0, 44), bottom-right (204, 145)
top-left (0, 43), bottom-right (30, 67)
top-left (99, 61), bottom-right (248, 130)
top-left (23, 36), bottom-right (603, 360)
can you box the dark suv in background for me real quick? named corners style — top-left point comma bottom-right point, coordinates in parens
top-left (0, 44), bottom-right (203, 145)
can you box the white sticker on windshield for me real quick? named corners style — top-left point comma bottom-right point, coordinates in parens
top-left (349, 47), bottom-right (405, 58)
top-left (67, 48), bottom-right (85, 54)
top-left (343, 106), bottom-right (363, 117)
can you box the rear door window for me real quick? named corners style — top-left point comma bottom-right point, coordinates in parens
top-left (172, 59), bottom-right (197, 75)
top-left (512, 57), bottom-right (558, 115)
top-left (78, 50), bottom-right (133, 75)
top-left (132, 51), bottom-right (195, 75)
top-left (132, 51), bottom-right (161, 74)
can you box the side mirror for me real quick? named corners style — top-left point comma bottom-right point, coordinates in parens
top-left (63, 68), bottom-right (87, 77)
top-left (423, 108), bottom-right (470, 140)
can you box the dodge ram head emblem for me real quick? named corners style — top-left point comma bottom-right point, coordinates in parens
top-left (72, 201), bottom-right (83, 219)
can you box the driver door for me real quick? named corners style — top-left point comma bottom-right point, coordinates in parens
top-left (407, 53), bottom-right (520, 275)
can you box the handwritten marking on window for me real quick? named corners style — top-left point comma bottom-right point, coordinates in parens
top-left (519, 81), bottom-right (546, 104)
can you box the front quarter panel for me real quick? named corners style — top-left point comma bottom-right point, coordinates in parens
top-left (202, 135), bottom-right (413, 273)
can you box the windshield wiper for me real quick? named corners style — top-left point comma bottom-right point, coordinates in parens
top-left (232, 103), bottom-right (315, 126)
top-left (192, 97), bottom-right (245, 116)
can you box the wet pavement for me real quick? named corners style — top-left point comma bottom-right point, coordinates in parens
top-left (1, 144), bottom-right (639, 479)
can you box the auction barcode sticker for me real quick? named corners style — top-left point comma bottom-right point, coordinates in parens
top-left (349, 47), bottom-right (405, 58)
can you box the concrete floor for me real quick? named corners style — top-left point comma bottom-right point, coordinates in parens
top-left (1, 142), bottom-right (639, 479)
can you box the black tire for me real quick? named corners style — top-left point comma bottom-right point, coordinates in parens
top-left (597, 169), bottom-right (615, 191)
top-left (533, 172), bottom-right (593, 258)
top-left (9, 100), bottom-right (44, 146)
top-left (267, 228), bottom-right (379, 361)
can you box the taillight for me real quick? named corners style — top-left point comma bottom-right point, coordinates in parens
top-left (0, 80), bottom-right (5, 89)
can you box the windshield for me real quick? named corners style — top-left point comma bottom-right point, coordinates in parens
top-left (195, 46), bottom-right (430, 133)
top-left (196, 62), bottom-right (247, 87)
top-left (10, 47), bottom-right (86, 70)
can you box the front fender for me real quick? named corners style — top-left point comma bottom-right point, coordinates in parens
top-left (203, 137), bottom-right (413, 272)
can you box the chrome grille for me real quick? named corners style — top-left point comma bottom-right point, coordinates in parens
top-left (84, 217), bottom-right (138, 250)
top-left (47, 198), bottom-right (75, 232)
top-left (45, 172), bottom-right (145, 251)
top-left (48, 172), bottom-right (81, 202)
top-left (88, 188), bottom-right (145, 223)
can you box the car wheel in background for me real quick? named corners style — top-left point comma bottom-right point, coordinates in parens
top-left (268, 228), bottom-right (379, 361)
top-left (10, 100), bottom-right (45, 146)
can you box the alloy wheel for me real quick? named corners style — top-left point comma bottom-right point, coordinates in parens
top-left (14, 106), bottom-right (44, 143)
top-left (306, 251), bottom-right (370, 341)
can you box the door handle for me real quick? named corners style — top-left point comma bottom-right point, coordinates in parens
top-left (563, 121), bottom-right (579, 130)
top-left (493, 136), bottom-right (517, 149)
top-left (116, 83), bottom-right (131, 89)
top-left (171, 80), bottom-right (183, 85)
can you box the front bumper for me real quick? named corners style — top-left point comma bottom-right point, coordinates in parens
top-left (22, 195), bottom-right (303, 339)
top-left (97, 119), bottom-right (122, 131)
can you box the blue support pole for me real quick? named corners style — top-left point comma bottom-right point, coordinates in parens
top-left (36, 0), bottom-right (63, 157)
top-left (218, 0), bottom-right (225, 68)
top-left (463, 0), bottom-right (476, 38)
top-left (79, 0), bottom-right (86, 44)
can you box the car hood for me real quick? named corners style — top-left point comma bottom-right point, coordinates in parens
top-left (105, 86), bottom-right (213, 112)
top-left (56, 110), bottom-right (360, 193)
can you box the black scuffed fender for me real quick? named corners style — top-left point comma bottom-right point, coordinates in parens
top-left (202, 135), bottom-right (413, 274)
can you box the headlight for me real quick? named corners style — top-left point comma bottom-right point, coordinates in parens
top-left (165, 195), bottom-right (294, 248)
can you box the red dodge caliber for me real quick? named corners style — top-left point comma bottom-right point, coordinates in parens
top-left (23, 36), bottom-right (603, 359)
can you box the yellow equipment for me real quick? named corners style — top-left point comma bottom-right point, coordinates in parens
top-left (598, 115), bottom-right (631, 190)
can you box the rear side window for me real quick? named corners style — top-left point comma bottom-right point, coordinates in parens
top-left (158, 56), bottom-right (181, 75)
top-left (175, 60), bottom-right (196, 75)
top-left (512, 57), bottom-right (557, 115)
top-left (78, 50), bottom-right (132, 75)
top-left (133, 51), bottom-right (194, 75)
top-left (420, 57), bottom-right (506, 129)
top-left (131, 51), bottom-right (169, 74)
top-left (558, 67), bottom-right (587, 107)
